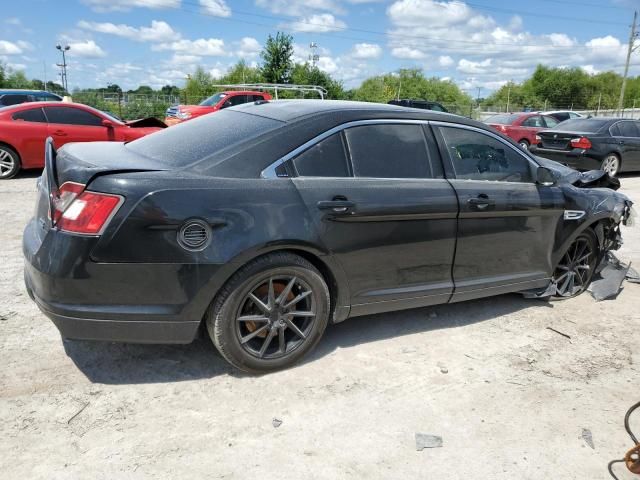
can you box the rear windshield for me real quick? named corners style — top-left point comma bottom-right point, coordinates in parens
top-left (126, 110), bottom-right (283, 167)
top-left (550, 119), bottom-right (608, 132)
top-left (485, 114), bottom-right (519, 125)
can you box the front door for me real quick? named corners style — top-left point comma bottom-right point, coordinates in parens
top-left (612, 120), bottom-right (640, 171)
top-left (43, 105), bottom-right (111, 150)
top-left (289, 122), bottom-right (459, 316)
top-left (433, 123), bottom-right (564, 302)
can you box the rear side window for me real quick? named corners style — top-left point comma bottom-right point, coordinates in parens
top-left (228, 95), bottom-right (248, 106)
top-left (44, 106), bottom-right (102, 126)
top-left (439, 126), bottom-right (533, 183)
top-left (485, 114), bottom-right (519, 125)
top-left (543, 116), bottom-right (559, 128)
top-left (429, 103), bottom-right (446, 112)
top-left (127, 110), bottom-right (283, 167)
top-left (554, 119), bottom-right (608, 132)
top-left (344, 124), bottom-right (431, 178)
top-left (13, 108), bottom-right (46, 123)
top-left (293, 133), bottom-right (349, 177)
top-left (522, 116), bottom-right (543, 127)
top-left (617, 121), bottom-right (639, 137)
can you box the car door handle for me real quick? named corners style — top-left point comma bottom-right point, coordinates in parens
top-left (467, 196), bottom-right (495, 209)
top-left (53, 130), bottom-right (67, 137)
top-left (317, 199), bottom-right (355, 213)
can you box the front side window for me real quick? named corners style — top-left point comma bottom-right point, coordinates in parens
top-left (13, 108), bottom-right (47, 123)
top-left (344, 124), bottom-right (432, 178)
top-left (228, 95), bottom-right (248, 107)
top-left (199, 93), bottom-right (226, 106)
top-left (439, 126), bottom-right (534, 183)
top-left (293, 133), bottom-right (350, 177)
top-left (44, 106), bottom-right (103, 126)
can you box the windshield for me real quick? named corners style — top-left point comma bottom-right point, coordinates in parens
top-left (126, 109), bottom-right (283, 167)
top-left (551, 119), bottom-right (608, 132)
top-left (485, 114), bottom-right (519, 125)
top-left (199, 93), bottom-right (227, 106)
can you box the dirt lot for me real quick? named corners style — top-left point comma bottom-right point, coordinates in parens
top-left (1, 173), bottom-right (639, 480)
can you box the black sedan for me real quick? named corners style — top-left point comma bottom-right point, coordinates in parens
top-left (23, 100), bottom-right (634, 372)
top-left (531, 117), bottom-right (640, 177)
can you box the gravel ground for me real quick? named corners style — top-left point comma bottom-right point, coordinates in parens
top-left (1, 172), bottom-right (639, 480)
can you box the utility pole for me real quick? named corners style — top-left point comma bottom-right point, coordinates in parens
top-left (308, 42), bottom-right (319, 68)
top-left (597, 92), bottom-right (602, 115)
top-left (55, 44), bottom-right (70, 93)
top-left (618, 10), bottom-right (638, 115)
top-left (506, 81), bottom-right (512, 112)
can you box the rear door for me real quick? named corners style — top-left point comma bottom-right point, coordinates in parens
top-left (433, 122), bottom-right (564, 302)
top-left (10, 107), bottom-right (49, 168)
top-left (612, 120), bottom-right (640, 171)
top-left (519, 115), bottom-right (545, 145)
top-left (43, 105), bottom-right (111, 149)
top-left (287, 120), bottom-right (459, 315)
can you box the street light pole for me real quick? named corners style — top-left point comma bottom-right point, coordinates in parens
top-left (55, 44), bottom-right (70, 93)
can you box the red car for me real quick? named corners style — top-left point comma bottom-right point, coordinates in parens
top-left (165, 90), bottom-right (272, 125)
top-left (485, 113), bottom-right (560, 150)
top-left (0, 102), bottom-right (165, 179)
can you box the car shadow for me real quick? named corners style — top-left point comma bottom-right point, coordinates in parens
top-left (16, 169), bottom-right (43, 179)
top-left (63, 293), bottom-right (551, 384)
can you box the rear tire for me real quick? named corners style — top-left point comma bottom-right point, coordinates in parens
top-left (552, 230), bottom-right (598, 299)
top-left (0, 145), bottom-right (21, 180)
top-left (206, 252), bottom-right (330, 373)
top-left (601, 154), bottom-right (620, 177)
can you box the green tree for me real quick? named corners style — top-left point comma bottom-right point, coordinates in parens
top-left (291, 63), bottom-right (345, 99)
top-left (260, 32), bottom-right (294, 83)
top-left (184, 66), bottom-right (213, 103)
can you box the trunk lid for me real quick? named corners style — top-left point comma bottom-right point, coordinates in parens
top-left (537, 130), bottom-right (593, 150)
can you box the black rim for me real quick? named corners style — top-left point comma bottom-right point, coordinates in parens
top-left (553, 236), bottom-right (596, 297)
top-left (235, 275), bottom-right (316, 359)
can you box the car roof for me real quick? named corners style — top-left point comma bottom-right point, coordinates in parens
top-left (231, 99), bottom-right (460, 123)
top-left (0, 89), bottom-right (60, 95)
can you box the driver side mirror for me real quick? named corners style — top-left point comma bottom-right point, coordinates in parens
top-left (102, 119), bottom-right (114, 128)
top-left (536, 166), bottom-right (556, 186)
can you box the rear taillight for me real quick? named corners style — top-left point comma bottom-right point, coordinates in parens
top-left (496, 124), bottom-right (507, 132)
top-left (535, 134), bottom-right (542, 145)
top-left (570, 137), bottom-right (592, 149)
top-left (53, 182), bottom-right (122, 235)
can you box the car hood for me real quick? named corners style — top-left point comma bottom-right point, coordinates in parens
top-left (534, 156), bottom-right (622, 190)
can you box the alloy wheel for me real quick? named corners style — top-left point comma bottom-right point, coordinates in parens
top-left (553, 235), bottom-right (596, 297)
top-left (519, 141), bottom-right (529, 150)
top-left (235, 276), bottom-right (316, 359)
top-left (602, 155), bottom-right (620, 177)
top-left (0, 149), bottom-right (16, 178)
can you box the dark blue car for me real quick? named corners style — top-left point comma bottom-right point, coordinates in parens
top-left (0, 89), bottom-right (62, 107)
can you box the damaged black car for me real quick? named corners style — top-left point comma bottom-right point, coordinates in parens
top-left (23, 100), bottom-right (635, 373)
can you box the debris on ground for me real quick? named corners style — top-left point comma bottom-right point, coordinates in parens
top-left (272, 418), bottom-right (282, 428)
top-left (582, 428), bottom-right (594, 449)
top-left (67, 402), bottom-right (89, 425)
top-left (546, 327), bottom-right (572, 341)
top-left (626, 265), bottom-right (640, 284)
top-left (589, 253), bottom-right (630, 301)
top-left (415, 433), bottom-right (443, 451)
top-left (437, 362), bottom-right (448, 374)
top-left (0, 311), bottom-right (17, 321)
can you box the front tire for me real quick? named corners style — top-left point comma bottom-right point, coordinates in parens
top-left (552, 230), bottom-right (598, 299)
top-left (206, 252), bottom-right (330, 373)
top-left (518, 139), bottom-right (530, 150)
top-left (601, 154), bottom-right (620, 177)
top-left (0, 145), bottom-right (21, 180)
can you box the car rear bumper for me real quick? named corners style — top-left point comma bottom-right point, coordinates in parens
top-left (530, 147), bottom-right (603, 170)
top-left (23, 219), bottom-right (225, 344)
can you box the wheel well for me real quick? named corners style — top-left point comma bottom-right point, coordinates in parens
top-left (518, 138), bottom-right (530, 144)
top-left (0, 141), bottom-right (20, 159)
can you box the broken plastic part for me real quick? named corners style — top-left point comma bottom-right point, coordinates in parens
top-left (415, 433), bottom-right (443, 451)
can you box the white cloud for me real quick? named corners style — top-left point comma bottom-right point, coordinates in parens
top-left (287, 13), bottom-right (347, 33)
top-left (78, 20), bottom-right (177, 42)
top-left (391, 47), bottom-right (426, 60)
top-left (255, 0), bottom-right (344, 16)
top-left (235, 37), bottom-right (261, 58)
top-left (200, 0), bottom-right (231, 17)
top-left (439, 55), bottom-right (454, 67)
top-left (0, 40), bottom-right (24, 55)
top-left (350, 43), bottom-right (382, 59)
top-left (581, 65), bottom-right (599, 75)
top-left (154, 38), bottom-right (227, 56)
top-left (67, 40), bottom-right (107, 58)
top-left (82, 0), bottom-right (180, 12)
top-left (457, 58), bottom-right (492, 74)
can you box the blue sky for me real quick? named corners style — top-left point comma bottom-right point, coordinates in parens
top-left (1, 0), bottom-right (639, 95)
